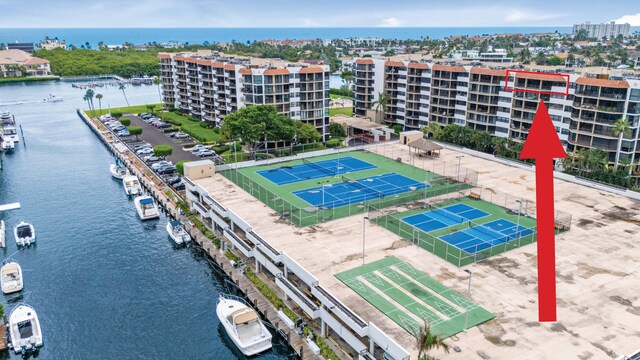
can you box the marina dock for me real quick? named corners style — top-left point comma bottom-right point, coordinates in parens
top-left (76, 109), bottom-right (318, 359)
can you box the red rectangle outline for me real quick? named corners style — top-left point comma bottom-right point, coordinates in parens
top-left (504, 70), bottom-right (570, 97)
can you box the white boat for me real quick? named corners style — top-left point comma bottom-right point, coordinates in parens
top-left (8, 304), bottom-right (43, 354)
top-left (216, 295), bottom-right (272, 356)
top-left (134, 195), bottom-right (160, 220)
top-left (122, 175), bottom-right (143, 196)
top-left (109, 163), bottom-right (129, 180)
top-left (1, 261), bottom-right (23, 294)
top-left (2, 139), bottom-right (15, 151)
top-left (14, 221), bottom-right (35, 246)
top-left (166, 220), bottom-right (191, 244)
top-left (43, 94), bottom-right (63, 102)
top-left (0, 110), bottom-right (12, 123)
top-left (0, 220), bottom-right (5, 248)
top-left (1, 125), bottom-right (19, 143)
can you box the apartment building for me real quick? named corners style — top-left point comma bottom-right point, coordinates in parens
top-left (0, 49), bottom-right (51, 77)
top-left (159, 50), bottom-right (331, 140)
top-left (572, 21), bottom-right (630, 39)
top-left (352, 58), bottom-right (640, 182)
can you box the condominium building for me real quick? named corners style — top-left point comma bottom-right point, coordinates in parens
top-left (0, 49), bottom-right (51, 77)
top-left (572, 21), bottom-right (630, 39)
top-left (159, 50), bottom-right (331, 140)
top-left (352, 58), bottom-right (640, 182)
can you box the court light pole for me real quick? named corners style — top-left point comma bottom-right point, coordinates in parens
top-left (464, 269), bottom-right (472, 332)
top-left (362, 216), bottom-right (369, 265)
top-left (455, 155), bottom-right (465, 182)
top-left (515, 199), bottom-right (522, 246)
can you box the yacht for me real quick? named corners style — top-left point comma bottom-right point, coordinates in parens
top-left (109, 162), bottom-right (129, 180)
top-left (1, 125), bottom-right (19, 143)
top-left (2, 139), bottom-right (15, 152)
top-left (14, 221), bottom-right (35, 246)
top-left (166, 220), bottom-right (191, 244)
top-left (8, 304), bottom-right (43, 354)
top-left (134, 196), bottom-right (160, 220)
top-left (1, 261), bottom-right (23, 294)
top-left (0, 220), bottom-right (5, 248)
top-left (0, 110), bottom-right (12, 123)
top-left (43, 94), bottom-right (63, 102)
top-left (122, 175), bottom-right (143, 196)
top-left (216, 295), bottom-right (272, 356)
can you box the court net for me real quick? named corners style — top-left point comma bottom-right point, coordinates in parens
top-left (472, 224), bottom-right (504, 240)
top-left (431, 208), bottom-right (464, 224)
top-left (303, 158), bottom-right (336, 176)
top-left (342, 174), bottom-right (384, 198)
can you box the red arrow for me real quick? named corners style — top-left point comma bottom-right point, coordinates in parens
top-left (519, 100), bottom-right (566, 322)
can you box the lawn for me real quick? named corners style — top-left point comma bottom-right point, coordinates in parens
top-left (85, 103), bottom-right (163, 117)
top-left (155, 112), bottom-right (226, 143)
top-left (0, 76), bottom-right (60, 84)
top-left (329, 107), bottom-right (353, 116)
top-left (330, 94), bottom-right (350, 100)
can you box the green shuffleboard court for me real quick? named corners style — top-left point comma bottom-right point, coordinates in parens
top-left (336, 256), bottom-right (494, 337)
top-left (221, 150), bottom-right (471, 227)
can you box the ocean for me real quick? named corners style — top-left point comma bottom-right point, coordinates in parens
top-left (0, 27), bottom-right (578, 47)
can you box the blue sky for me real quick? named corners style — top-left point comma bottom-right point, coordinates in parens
top-left (0, 0), bottom-right (638, 28)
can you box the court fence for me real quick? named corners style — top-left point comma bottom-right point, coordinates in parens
top-left (220, 149), bottom-right (478, 227)
top-left (368, 187), bottom-right (573, 267)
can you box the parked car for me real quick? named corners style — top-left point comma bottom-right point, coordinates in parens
top-left (172, 180), bottom-right (185, 190)
top-left (139, 113), bottom-right (152, 119)
top-left (156, 165), bottom-right (176, 175)
top-left (165, 175), bottom-right (181, 185)
top-left (157, 123), bottom-right (171, 129)
top-left (134, 143), bottom-right (151, 151)
top-left (197, 149), bottom-right (215, 157)
top-left (144, 155), bottom-right (161, 163)
top-left (191, 145), bottom-right (208, 153)
top-left (174, 132), bottom-right (189, 139)
top-left (116, 129), bottom-right (130, 137)
top-left (151, 161), bottom-right (172, 170)
top-left (137, 148), bottom-right (154, 155)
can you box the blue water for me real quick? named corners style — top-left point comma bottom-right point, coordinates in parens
top-left (0, 27), bottom-right (579, 47)
top-left (0, 81), bottom-right (295, 359)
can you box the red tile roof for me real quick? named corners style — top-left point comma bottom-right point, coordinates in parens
top-left (432, 64), bottom-right (467, 73)
top-left (385, 61), bottom-right (404, 67)
top-left (264, 69), bottom-right (290, 75)
top-left (470, 68), bottom-right (505, 77)
top-left (224, 64), bottom-right (235, 71)
top-left (158, 53), bottom-right (171, 59)
top-left (355, 59), bottom-right (374, 65)
top-left (515, 72), bottom-right (566, 82)
top-left (238, 68), bottom-right (253, 75)
top-left (299, 67), bottom-right (324, 74)
top-left (407, 63), bottom-right (429, 70)
top-left (575, 77), bottom-right (629, 89)
top-left (24, 57), bottom-right (49, 65)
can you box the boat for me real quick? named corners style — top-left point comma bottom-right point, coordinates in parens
top-left (0, 220), bottom-right (5, 248)
top-left (109, 163), bottom-right (129, 180)
top-left (122, 175), bottom-right (142, 196)
top-left (0, 110), bottom-right (12, 123)
top-left (1, 125), bottom-right (19, 143)
top-left (2, 139), bottom-right (15, 152)
top-left (1, 261), bottom-right (23, 294)
top-left (134, 195), bottom-right (160, 220)
top-left (42, 94), bottom-right (63, 102)
top-left (166, 220), bottom-right (191, 244)
top-left (8, 304), bottom-right (43, 354)
top-left (216, 295), bottom-right (272, 356)
top-left (14, 221), bottom-right (35, 246)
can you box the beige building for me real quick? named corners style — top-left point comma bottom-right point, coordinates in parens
top-left (0, 50), bottom-right (51, 77)
top-left (38, 39), bottom-right (67, 51)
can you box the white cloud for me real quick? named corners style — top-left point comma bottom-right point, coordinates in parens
top-left (380, 17), bottom-right (402, 27)
top-left (614, 12), bottom-right (640, 26)
top-left (504, 9), bottom-right (562, 23)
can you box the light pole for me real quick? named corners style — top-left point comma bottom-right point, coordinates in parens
top-left (322, 184), bottom-right (332, 209)
top-left (455, 155), bottom-right (464, 182)
top-left (515, 199), bottom-right (522, 246)
top-left (464, 269), bottom-right (472, 332)
top-left (362, 216), bottom-right (369, 265)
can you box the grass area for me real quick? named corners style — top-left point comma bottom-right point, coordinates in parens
top-left (329, 107), bottom-right (353, 117)
top-left (222, 150), bottom-right (468, 227)
top-left (330, 94), bottom-right (350, 100)
top-left (0, 76), bottom-right (59, 84)
top-left (85, 104), bottom-right (162, 117)
top-left (372, 197), bottom-right (539, 266)
top-left (336, 256), bottom-right (494, 338)
top-left (155, 112), bottom-right (226, 143)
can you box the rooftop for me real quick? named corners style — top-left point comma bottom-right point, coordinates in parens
top-left (0, 49), bottom-right (49, 66)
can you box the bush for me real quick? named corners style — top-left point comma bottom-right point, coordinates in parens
top-left (153, 144), bottom-right (173, 157)
top-left (119, 117), bottom-right (131, 126)
top-left (244, 268), bottom-right (298, 322)
top-left (164, 127), bottom-right (179, 133)
top-left (163, 118), bottom-right (182, 126)
top-left (325, 138), bottom-right (344, 148)
top-left (329, 123), bottom-right (346, 138)
top-left (274, 149), bottom-right (291, 157)
top-left (329, 87), bottom-right (353, 98)
top-left (224, 250), bottom-right (241, 262)
top-left (212, 145), bottom-right (230, 154)
top-left (111, 111), bottom-right (123, 119)
top-left (199, 122), bottom-right (209, 128)
top-left (176, 160), bottom-right (186, 175)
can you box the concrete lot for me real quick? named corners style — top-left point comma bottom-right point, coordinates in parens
top-left (195, 143), bottom-right (640, 360)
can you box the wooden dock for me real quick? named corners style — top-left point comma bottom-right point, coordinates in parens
top-left (77, 109), bottom-right (317, 359)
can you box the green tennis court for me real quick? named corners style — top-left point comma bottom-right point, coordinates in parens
top-left (336, 256), bottom-right (494, 337)
top-left (221, 150), bottom-right (470, 227)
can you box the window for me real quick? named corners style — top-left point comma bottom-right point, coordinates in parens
top-left (630, 89), bottom-right (640, 101)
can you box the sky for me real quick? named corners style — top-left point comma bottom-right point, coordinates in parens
top-left (0, 0), bottom-right (638, 28)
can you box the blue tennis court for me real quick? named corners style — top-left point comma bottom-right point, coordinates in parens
top-left (440, 219), bottom-right (535, 254)
top-left (293, 173), bottom-right (427, 209)
top-left (257, 156), bottom-right (377, 185)
top-left (402, 204), bottom-right (489, 233)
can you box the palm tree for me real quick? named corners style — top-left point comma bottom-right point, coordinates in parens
top-left (118, 83), bottom-right (130, 106)
top-left (415, 320), bottom-right (449, 360)
top-left (82, 94), bottom-right (91, 112)
top-left (95, 94), bottom-right (103, 115)
top-left (371, 92), bottom-right (389, 124)
top-left (612, 118), bottom-right (631, 170)
top-left (153, 77), bottom-right (163, 104)
top-left (84, 89), bottom-right (95, 111)
top-left (421, 122), bottom-right (442, 139)
top-left (340, 70), bottom-right (354, 90)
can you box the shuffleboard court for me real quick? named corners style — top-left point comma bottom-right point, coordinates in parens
top-left (293, 173), bottom-right (427, 209)
top-left (257, 156), bottom-right (377, 185)
top-left (336, 256), bottom-right (494, 337)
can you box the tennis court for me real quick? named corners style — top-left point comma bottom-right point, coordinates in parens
top-left (293, 173), bottom-right (427, 209)
top-left (335, 256), bottom-right (494, 337)
top-left (440, 219), bottom-right (535, 254)
top-left (257, 156), bottom-right (377, 185)
top-left (402, 203), bottom-right (489, 233)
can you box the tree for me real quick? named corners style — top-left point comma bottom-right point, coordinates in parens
top-left (153, 77), bottom-right (163, 104)
top-left (420, 122), bottom-right (442, 139)
top-left (95, 93), bottom-right (103, 114)
top-left (84, 89), bottom-right (95, 111)
top-left (547, 56), bottom-right (563, 66)
top-left (176, 160), bottom-right (186, 175)
top-left (613, 118), bottom-right (631, 170)
top-left (574, 28), bottom-right (589, 41)
top-left (415, 320), bottom-right (449, 360)
top-left (119, 117), bottom-right (131, 126)
top-left (153, 144), bottom-right (173, 158)
top-left (371, 92), bottom-right (389, 124)
top-left (129, 126), bottom-right (142, 140)
top-left (329, 122), bottom-right (346, 138)
top-left (118, 83), bottom-right (130, 106)
top-left (82, 94), bottom-right (91, 112)
top-left (222, 105), bottom-right (296, 150)
top-left (111, 111), bottom-right (123, 119)
top-left (294, 121), bottom-right (321, 143)
top-left (340, 70), bottom-right (354, 90)
top-left (146, 104), bottom-right (156, 114)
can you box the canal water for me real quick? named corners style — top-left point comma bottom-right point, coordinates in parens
top-left (0, 81), bottom-right (295, 359)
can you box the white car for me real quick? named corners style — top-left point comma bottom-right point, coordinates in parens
top-left (137, 148), bottom-right (154, 155)
top-left (191, 145), bottom-right (208, 153)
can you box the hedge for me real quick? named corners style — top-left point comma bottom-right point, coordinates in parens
top-left (225, 250), bottom-right (241, 262)
top-left (244, 268), bottom-right (298, 322)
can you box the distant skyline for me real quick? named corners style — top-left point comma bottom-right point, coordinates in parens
top-left (0, 1), bottom-right (638, 28)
